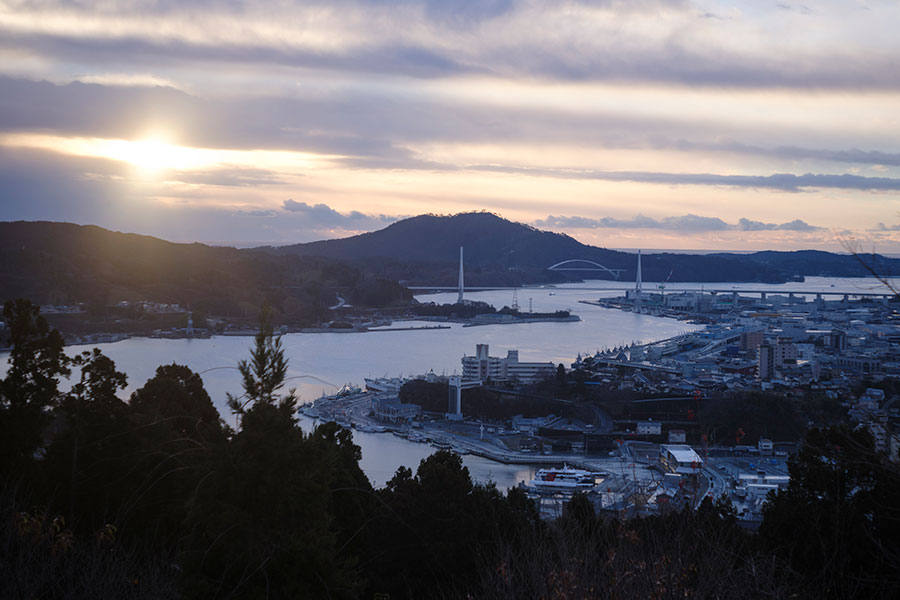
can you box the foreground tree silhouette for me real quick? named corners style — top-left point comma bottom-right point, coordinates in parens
top-left (226, 307), bottom-right (291, 416)
top-left (366, 450), bottom-right (540, 599)
top-left (120, 364), bottom-right (224, 547)
top-left (42, 349), bottom-right (130, 532)
top-left (0, 299), bottom-right (70, 474)
top-left (180, 310), bottom-right (360, 598)
top-left (760, 426), bottom-right (900, 599)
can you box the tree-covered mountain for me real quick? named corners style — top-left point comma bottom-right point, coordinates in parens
top-left (708, 249), bottom-right (900, 279)
top-left (275, 212), bottom-right (899, 285)
top-left (0, 221), bottom-right (410, 327)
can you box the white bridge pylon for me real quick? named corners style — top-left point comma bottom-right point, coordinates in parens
top-left (547, 259), bottom-right (626, 280)
top-left (447, 375), bottom-right (482, 420)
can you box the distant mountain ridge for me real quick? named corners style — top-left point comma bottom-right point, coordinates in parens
top-left (274, 212), bottom-right (900, 285)
top-left (0, 221), bottom-right (410, 326)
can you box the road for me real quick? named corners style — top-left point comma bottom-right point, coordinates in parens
top-left (699, 458), bottom-right (730, 507)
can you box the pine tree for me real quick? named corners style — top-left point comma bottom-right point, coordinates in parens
top-left (226, 306), bottom-right (293, 416)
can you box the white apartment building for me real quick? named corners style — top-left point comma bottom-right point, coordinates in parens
top-left (461, 344), bottom-right (555, 384)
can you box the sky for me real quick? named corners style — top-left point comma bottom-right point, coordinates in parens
top-left (2, 0), bottom-right (900, 252)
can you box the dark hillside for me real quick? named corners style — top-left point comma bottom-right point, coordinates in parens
top-left (0, 221), bottom-right (409, 325)
top-left (274, 212), bottom-right (845, 284)
top-left (709, 249), bottom-right (900, 278)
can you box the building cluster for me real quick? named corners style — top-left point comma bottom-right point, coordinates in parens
top-left (575, 288), bottom-right (900, 461)
top-left (114, 300), bottom-right (186, 313)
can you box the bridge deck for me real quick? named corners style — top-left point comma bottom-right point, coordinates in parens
top-left (408, 285), bottom-right (895, 298)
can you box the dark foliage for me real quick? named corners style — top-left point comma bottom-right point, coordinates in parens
top-left (760, 426), bottom-right (900, 599)
top-left (364, 451), bottom-right (540, 599)
top-left (473, 497), bottom-right (806, 599)
top-left (701, 391), bottom-right (808, 444)
top-left (399, 379), bottom-right (593, 422)
top-left (0, 491), bottom-right (178, 600)
top-left (0, 299), bottom-right (70, 474)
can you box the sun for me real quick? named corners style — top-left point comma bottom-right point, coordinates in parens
top-left (122, 138), bottom-right (175, 171)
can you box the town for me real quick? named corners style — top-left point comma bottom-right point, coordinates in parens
top-left (306, 267), bottom-right (900, 524)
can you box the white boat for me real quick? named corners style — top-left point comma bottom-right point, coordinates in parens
top-left (335, 383), bottom-right (362, 397)
top-left (364, 377), bottom-right (404, 394)
top-left (299, 405), bottom-right (320, 419)
top-left (526, 465), bottom-right (605, 493)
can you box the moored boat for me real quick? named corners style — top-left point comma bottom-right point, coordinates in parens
top-left (526, 465), bottom-right (605, 493)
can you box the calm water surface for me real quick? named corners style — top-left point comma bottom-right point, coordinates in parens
top-left (2, 277), bottom-right (888, 488)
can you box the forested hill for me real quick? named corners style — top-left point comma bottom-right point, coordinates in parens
top-left (709, 249), bottom-right (900, 278)
top-left (0, 221), bottom-right (410, 323)
top-left (274, 212), bottom-right (900, 285)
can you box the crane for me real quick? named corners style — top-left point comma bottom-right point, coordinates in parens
top-left (658, 269), bottom-right (674, 295)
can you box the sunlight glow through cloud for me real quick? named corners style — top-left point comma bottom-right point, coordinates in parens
top-left (1, 0), bottom-right (899, 249)
top-left (0, 133), bottom-right (341, 173)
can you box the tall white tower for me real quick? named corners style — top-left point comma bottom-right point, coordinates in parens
top-left (457, 246), bottom-right (465, 304)
top-left (635, 250), bottom-right (642, 310)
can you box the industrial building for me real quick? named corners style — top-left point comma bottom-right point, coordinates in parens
top-left (659, 444), bottom-right (703, 474)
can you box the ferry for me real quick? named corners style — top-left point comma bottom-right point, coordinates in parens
top-left (526, 465), bottom-right (605, 493)
top-left (299, 404), bottom-right (321, 419)
top-left (364, 377), bottom-right (405, 394)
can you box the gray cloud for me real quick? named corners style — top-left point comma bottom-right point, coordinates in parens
top-left (4, 77), bottom-right (899, 177)
top-left (174, 167), bottom-right (286, 187)
top-left (536, 214), bottom-right (822, 233)
top-left (0, 31), bottom-right (475, 81)
top-left (236, 209), bottom-right (277, 217)
top-left (3, 77), bottom-right (897, 194)
top-left (472, 165), bottom-right (900, 191)
top-left (737, 218), bottom-right (819, 231)
top-left (776, 3), bottom-right (812, 15)
top-left (871, 223), bottom-right (900, 232)
top-left (665, 139), bottom-right (900, 168)
top-left (2, 2), bottom-right (899, 90)
top-left (281, 199), bottom-right (397, 227)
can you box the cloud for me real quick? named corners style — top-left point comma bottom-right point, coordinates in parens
top-left (173, 167), bottom-right (286, 187)
top-left (737, 218), bottom-right (818, 231)
top-left (536, 214), bottom-right (822, 234)
top-left (473, 165), bottom-right (900, 191)
top-left (3, 1), bottom-right (899, 89)
top-left (3, 77), bottom-right (900, 181)
top-left (870, 223), bottom-right (900, 232)
top-left (236, 209), bottom-right (277, 217)
top-left (776, 3), bottom-right (812, 15)
top-left (281, 199), bottom-right (397, 227)
top-left (661, 214), bottom-right (730, 231)
top-left (658, 139), bottom-right (900, 168)
top-left (0, 146), bottom-right (396, 245)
